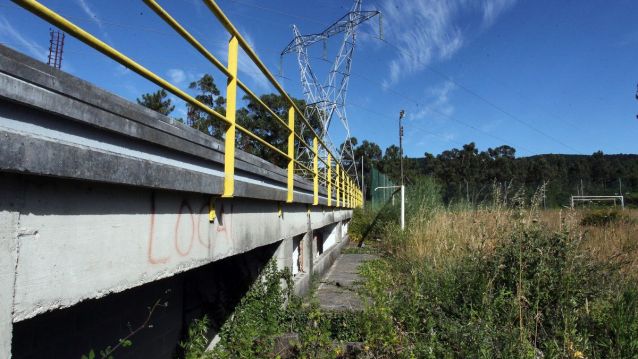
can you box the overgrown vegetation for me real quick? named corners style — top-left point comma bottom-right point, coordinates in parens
top-left (352, 182), bottom-right (638, 358)
top-left (173, 179), bottom-right (638, 358)
top-left (180, 261), bottom-right (366, 358)
top-left (580, 208), bottom-right (628, 227)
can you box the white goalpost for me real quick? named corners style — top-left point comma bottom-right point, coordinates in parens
top-left (570, 195), bottom-right (625, 210)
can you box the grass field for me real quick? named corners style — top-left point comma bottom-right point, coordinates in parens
top-left (351, 180), bottom-right (638, 358)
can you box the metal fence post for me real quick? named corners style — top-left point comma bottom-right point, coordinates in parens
top-left (400, 185), bottom-right (405, 230)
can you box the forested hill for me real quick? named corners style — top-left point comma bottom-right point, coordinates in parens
top-left (357, 140), bottom-right (638, 207)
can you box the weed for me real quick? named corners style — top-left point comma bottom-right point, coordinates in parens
top-left (354, 180), bottom-right (638, 358)
top-left (581, 208), bottom-right (625, 226)
top-left (180, 261), bottom-right (348, 358)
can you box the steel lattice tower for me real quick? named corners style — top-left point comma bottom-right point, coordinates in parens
top-left (281, 0), bottom-right (380, 185)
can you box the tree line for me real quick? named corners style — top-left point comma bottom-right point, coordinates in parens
top-left (137, 74), bottom-right (321, 169)
top-left (353, 140), bottom-right (638, 207)
top-left (137, 75), bottom-right (638, 208)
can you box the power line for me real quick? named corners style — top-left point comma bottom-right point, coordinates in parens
top-left (279, 58), bottom-right (538, 153)
top-left (349, 101), bottom-right (468, 149)
top-left (4, 1), bottom-right (583, 154)
top-left (216, 1), bottom-right (580, 154)
top-left (225, 0), bottom-right (328, 25)
top-left (347, 99), bottom-right (533, 153)
top-left (376, 37), bottom-right (584, 154)
top-left (281, 52), bottom-right (535, 153)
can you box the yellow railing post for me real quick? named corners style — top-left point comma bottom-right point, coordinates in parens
top-left (223, 35), bottom-right (238, 198)
top-left (287, 107), bottom-right (295, 203)
top-left (351, 181), bottom-right (353, 208)
top-left (353, 182), bottom-right (355, 208)
top-left (327, 154), bottom-right (332, 206)
top-left (348, 180), bottom-right (351, 208)
top-left (343, 172), bottom-right (349, 208)
top-left (337, 166), bottom-right (341, 207)
top-left (352, 181), bottom-right (354, 208)
top-left (341, 168), bottom-right (345, 207)
top-left (348, 179), bottom-right (351, 208)
top-left (345, 178), bottom-right (348, 208)
top-left (313, 137), bottom-right (319, 205)
top-left (341, 170), bottom-right (345, 208)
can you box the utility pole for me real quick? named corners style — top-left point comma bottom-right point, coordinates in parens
top-left (361, 155), bottom-right (365, 208)
top-left (399, 109), bottom-right (405, 185)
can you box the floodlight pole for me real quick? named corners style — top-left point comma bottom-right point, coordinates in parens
top-left (361, 155), bottom-right (365, 208)
top-left (398, 110), bottom-right (405, 230)
top-left (399, 110), bottom-right (405, 186)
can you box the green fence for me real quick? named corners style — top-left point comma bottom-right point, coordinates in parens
top-left (370, 167), bottom-right (398, 208)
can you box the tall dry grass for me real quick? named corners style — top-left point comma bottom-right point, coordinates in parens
top-left (572, 209), bottom-right (638, 278)
top-left (356, 182), bottom-right (638, 358)
top-left (384, 183), bottom-right (638, 277)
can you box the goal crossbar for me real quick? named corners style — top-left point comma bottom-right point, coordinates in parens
top-left (570, 195), bottom-right (624, 209)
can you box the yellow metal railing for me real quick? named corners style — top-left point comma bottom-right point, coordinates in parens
top-left (12, 0), bottom-right (362, 208)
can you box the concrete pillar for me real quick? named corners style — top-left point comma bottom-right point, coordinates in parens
top-left (274, 237), bottom-right (293, 272)
top-left (303, 231), bottom-right (313, 277)
top-left (1, 183), bottom-right (21, 358)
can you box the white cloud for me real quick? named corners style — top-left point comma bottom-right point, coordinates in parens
top-left (115, 64), bottom-right (131, 76)
top-left (75, 0), bottom-right (111, 43)
top-left (167, 68), bottom-right (186, 84)
top-left (412, 80), bottom-right (457, 121)
top-left (0, 16), bottom-right (48, 61)
top-left (214, 31), bottom-right (271, 91)
top-left (482, 0), bottom-right (517, 27)
top-left (414, 131), bottom-right (456, 147)
top-left (76, 0), bottom-right (102, 28)
top-left (381, 0), bottom-right (516, 87)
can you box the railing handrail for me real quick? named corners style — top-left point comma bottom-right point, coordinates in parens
top-left (11, 0), bottom-right (362, 208)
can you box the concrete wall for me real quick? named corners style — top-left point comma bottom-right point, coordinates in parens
top-left (1, 173), bottom-right (350, 320)
top-left (8, 221), bottom-right (351, 359)
top-left (0, 45), bottom-right (354, 357)
top-left (11, 243), bottom-right (279, 359)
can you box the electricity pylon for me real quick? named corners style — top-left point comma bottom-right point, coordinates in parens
top-left (281, 0), bottom-right (380, 186)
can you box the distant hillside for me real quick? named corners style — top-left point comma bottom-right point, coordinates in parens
top-left (373, 142), bottom-right (638, 207)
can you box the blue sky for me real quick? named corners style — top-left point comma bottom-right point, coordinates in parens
top-left (2, 0), bottom-right (637, 158)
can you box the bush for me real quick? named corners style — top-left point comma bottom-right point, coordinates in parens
top-left (180, 261), bottom-right (363, 358)
top-left (348, 205), bottom-right (398, 244)
top-left (359, 211), bottom-right (638, 358)
top-left (581, 209), bottom-right (624, 226)
top-left (349, 177), bottom-right (442, 245)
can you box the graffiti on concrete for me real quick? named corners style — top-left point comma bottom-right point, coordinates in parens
top-left (147, 193), bottom-right (231, 264)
